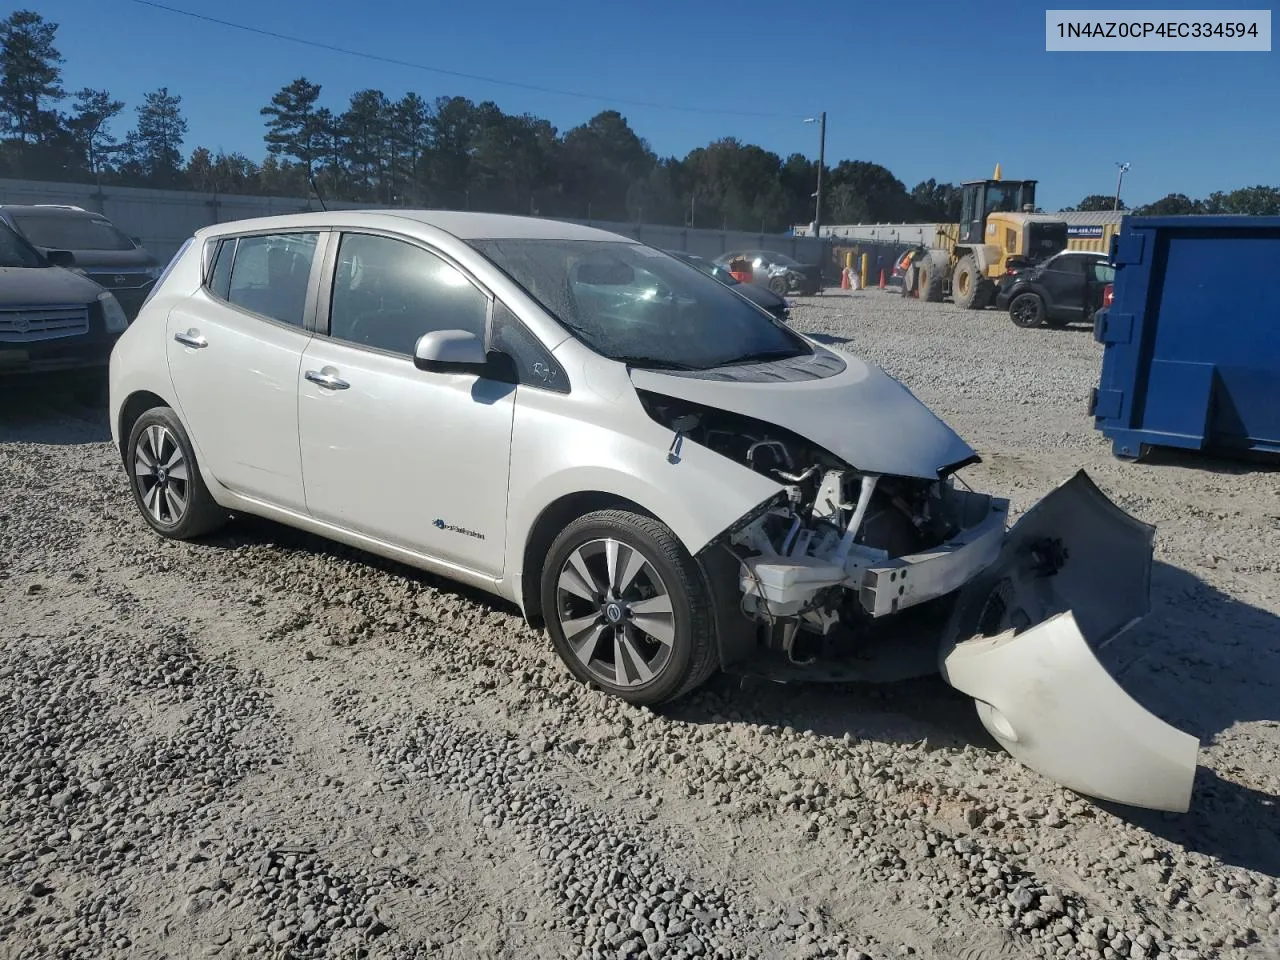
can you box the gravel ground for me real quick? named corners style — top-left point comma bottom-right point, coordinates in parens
top-left (1, 290), bottom-right (1278, 960)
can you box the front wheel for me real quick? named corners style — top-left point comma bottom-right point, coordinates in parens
top-left (1009, 292), bottom-right (1046, 328)
top-left (126, 406), bottom-right (227, 540)
top-left (768, 275), bottom-right (789, 295)
top-left (540, 509), bottom-right (717, 706)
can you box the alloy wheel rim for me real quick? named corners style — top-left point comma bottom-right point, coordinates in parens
top-left (554, 538), bottom-right (675, 688)
top-left (133, 424), bottom-right (189, 526)
top-left (1013, 299), bottom-right (1038, 325)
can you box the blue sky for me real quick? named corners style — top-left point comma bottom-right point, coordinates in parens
top-left (42, 0), bottom-right (1277, 212)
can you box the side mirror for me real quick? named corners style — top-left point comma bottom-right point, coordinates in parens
top-left (413, 329), bottom-right (488, 371)
top-left (46, 249), bottom-right (76, 268)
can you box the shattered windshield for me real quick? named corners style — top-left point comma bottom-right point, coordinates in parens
top-left (470, 239), bottom-right (809, 370)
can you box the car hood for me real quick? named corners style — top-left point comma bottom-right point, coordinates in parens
top-left (629, 347), bottom-right (977, 480)
top-left (0, 265), bottom-right (103, 305)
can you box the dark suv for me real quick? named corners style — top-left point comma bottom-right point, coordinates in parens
top-left (0, 205), bottom-right (160, 319)
top-left (995, 250), bottom-right (1115, 329)
top-left (0, 219), bottom-right (130, 397)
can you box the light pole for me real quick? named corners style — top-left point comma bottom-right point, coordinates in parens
top-left (1113, 162), bottom-right (1130, 212)
top-left (804, 112), bottom-right (826, 236)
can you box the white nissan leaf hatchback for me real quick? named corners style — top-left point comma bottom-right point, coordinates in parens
top-left (109, 211), bottom-right (1200, 812)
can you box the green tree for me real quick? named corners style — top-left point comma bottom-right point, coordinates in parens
top-left (1203, 185), bottom-right (1280, 216)
top-left (339, 89), bottom-right (391, 202)
top-left (1134, 193), bottom-right (1202, 216)
top-left (427, 95), bottom-right (478, 208)
top-left (389, 92), bottom-right (432, 204)
top-left (1073, 194), bottom-right (1123, 212)
top-left (910, 179), bottom-right (961, 220)
top-left (0, 9), bottom-right (63, 142)
top-left (260, 77), bottom-right (325, 179)
top-left (825, 160), bottom-right (914, 223)
top-left (128, 87), bottom-right (188, 186)
top-left (67, 88), bottom-right (125, 182)
top-left (560, 110), bottom-right (654, 220)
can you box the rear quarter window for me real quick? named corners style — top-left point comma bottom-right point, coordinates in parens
top-left (142, 237), bottom-right (194, 307)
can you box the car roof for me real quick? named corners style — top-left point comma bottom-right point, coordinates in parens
top-left (0, 204), bottom-right (106, 219)
top-left (193, 209), bottom-right (637, 243)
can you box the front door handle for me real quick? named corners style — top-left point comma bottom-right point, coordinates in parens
top-left (173, 330), bottom-right (208, 349)
top-left (305, 369), bottom-right (350, 391)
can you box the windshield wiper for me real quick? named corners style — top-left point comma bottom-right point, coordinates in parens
top-left (716, 349), bottom-right (805, 367)
top-left (612, 355), bottom-right (699, 371)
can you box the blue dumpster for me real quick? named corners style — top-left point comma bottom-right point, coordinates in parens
top-left (1090, 215), bottom-right (1280, 461)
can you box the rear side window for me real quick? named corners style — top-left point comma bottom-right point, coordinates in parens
top-left (210, 232), bottom-right (319, 328)
top-left (1051, 256), bottom-right (1088, 275)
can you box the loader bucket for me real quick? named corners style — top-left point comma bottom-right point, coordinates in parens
top-left (938, 470), bottom-right (1200, 812)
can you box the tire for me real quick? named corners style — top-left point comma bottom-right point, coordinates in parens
top-left (1009, 292), bottom-right (1046, 328)
top-left (900, 263), bottom-right (916, 297)
top-left (917, 257), bottom-right (945, 302)
top-left (126, 405), bottom-right (227, 540)
top-left (768, 275), bottom-right (789, 295)
top-left (540, 509), bottom-right (717, 706)
top-left (951, 254), bottom-right (985, 310)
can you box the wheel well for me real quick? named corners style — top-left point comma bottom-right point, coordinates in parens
top-left (118, 390), bottom-right (169, 459)
top-left (519, 491), bottom-right (658, 627)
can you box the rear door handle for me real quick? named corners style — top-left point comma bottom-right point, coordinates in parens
top-left (173, 330), bottom-right (208, 349)
top-left (305, 369), bottom-right (350, 390)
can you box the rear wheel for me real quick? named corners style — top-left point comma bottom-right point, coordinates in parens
top-left (126, 406), bottom-right (227, 540)
top-left (540, 509), bottom-right (717, 706)
top-left (1009, 292), bottom-right (1046, 328)
top-left (952, 255), bottom-right (986, 310)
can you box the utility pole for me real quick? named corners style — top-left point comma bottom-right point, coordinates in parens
top-left (804, 112), bottom-right (826, 236)
top-left (1113, 162), bottom-right (1130, 212)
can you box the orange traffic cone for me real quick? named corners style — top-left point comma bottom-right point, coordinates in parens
top-left (878, 268), bottom-right (886, 289)
top-left (840, 267), bottom-right (850, 290)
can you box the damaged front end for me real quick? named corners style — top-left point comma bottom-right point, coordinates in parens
top-left (640, 391), bottom-right (1200, 812)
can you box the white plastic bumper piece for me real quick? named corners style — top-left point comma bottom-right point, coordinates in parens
top-left (938, 469), bottom-right (1200, 812)
top-left (943, 611), bottom-right (1199, 812)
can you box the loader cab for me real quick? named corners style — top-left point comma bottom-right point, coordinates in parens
top-left (958, 179), bottom-right (1038, 245)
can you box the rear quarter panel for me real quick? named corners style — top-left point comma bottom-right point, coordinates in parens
top-left (108, 240), bottom-right (206, 452)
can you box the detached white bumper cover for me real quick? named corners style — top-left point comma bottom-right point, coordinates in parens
top-left (939, 470), bottom-right (1200, 813)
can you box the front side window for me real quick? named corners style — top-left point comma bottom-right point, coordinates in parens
top-left (223, 232), bottom-right (319, 328)
top-left (12, 213), bottom-right (137, 251)
top-left (469, 239), bottom-right (810, 370)
top-left (328, 232), bottom-right (488, 357)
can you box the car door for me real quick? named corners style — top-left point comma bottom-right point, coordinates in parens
top-left (1037, 254), bottom-right (1088, 323)
top-left (297, 230), bottom-right (516, 577)
top-left (165, 230), bottom-right (326, 511)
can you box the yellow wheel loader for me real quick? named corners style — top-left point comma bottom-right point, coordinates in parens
top-left (905, 167), bottom-right (1070, 309)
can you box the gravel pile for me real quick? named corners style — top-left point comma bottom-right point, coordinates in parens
top-left (1, 292), bottom-right (1277, 960)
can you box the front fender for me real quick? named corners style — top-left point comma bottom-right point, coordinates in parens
top-left (506, 409), bottom-right (781, 569)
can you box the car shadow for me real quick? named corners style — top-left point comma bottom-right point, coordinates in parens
top-left (666, 558), bottom-right (1280, 875)
top-left (0, 382), bottom-right (112, 446)
top-left (806, 333), bottom-right (853, 346)
top-left (186, 511), bottom-right (1280, 874)
top-left (1133, 446), bottom-right (1280, 475)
